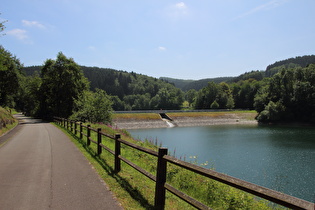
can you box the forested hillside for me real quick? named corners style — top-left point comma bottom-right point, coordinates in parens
top-left (161, 76), bottom-right (233, 91)
top-left (163, 55), bottom-right (315, 91)
top-left (23, 65), bottom-right (184, 110)
top-left (159, 77), bottom-right (195, 90)
top-left (14, 53), bottom-right (315, 123)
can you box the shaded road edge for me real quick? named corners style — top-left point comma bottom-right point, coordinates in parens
top-left (0, 114), bottom-right (24, 147)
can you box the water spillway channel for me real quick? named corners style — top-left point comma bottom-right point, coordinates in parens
top-left (159, 113), bottom-right (177, 127)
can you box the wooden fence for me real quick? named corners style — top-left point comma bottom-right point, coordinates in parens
top-left (54, 117), bottom-right (314, 210)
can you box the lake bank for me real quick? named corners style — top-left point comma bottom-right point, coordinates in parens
top-left (112, 111), bottom-right (258, 129)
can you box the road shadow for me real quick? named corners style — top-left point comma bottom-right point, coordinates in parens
top-left (13, 114), bottom-right (50, 125)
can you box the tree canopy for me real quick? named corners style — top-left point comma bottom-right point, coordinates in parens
top-left (254, 65), bottom-right (315, 123)
top-left (0, 46), bottom-right (23, 107)
top-left (38, 52), bottom-right (89, 118)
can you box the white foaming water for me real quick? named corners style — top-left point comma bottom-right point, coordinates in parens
top-left (166, 121), bottom-right (175, 127)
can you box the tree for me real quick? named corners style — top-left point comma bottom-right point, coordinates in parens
top-left (0, 14), bottom-right (7, 36)
top-left (0, 46), bottom-right (23, 107)
top-left (16, 74), bottom-right (41, 116)
top-left (38, 52), bottom-right (89, 118)
top-left (254, 65), bottom-right (315, 123)
top-left (185, 89), bottom-right (197, 107)
top-left (71, 89), bottom-right (112, 123)
top-left (194, 82), bottom-right (235, 109)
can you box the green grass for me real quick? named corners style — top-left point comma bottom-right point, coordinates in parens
top-left (54, 119), bottom-right (285, 210)
top-left (113, 110), bottom-right (258, 121)
top-left (113, 113), bottom-right (161, 120)
top-left (0, 107), bottom-right (18, 137)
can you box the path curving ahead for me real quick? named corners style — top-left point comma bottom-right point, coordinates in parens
top-left (0, 114), bottom-right (122, 210)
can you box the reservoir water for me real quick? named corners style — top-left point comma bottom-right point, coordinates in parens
top-left (128, 124), bottom-right (315, 202)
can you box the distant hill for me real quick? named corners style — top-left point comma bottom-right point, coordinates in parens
top-left (228, 70), bottom-right (265, 83)
top-left (265, 55), bottom-right (315, 77)
top-left (23, 55), bottom-right (315, 93)
top-left (159, 77), bottom-right (195, 89)
top-left (161, 77), bottom-right (234, 91)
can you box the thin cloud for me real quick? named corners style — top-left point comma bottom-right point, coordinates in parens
top-left (7, 29), bottom-right (29, 41)
top-left (88, 46), bottom-right (96, 51)
top-left (158, 46), bottom-right (166, 51)
top-left (233, 0), bottom-right (289, 20)
top-left (22, 20), bottom-right (46, 29)
top-left (175, 2), bottom-right (187, 10)
top-left (165, 2), bottom-right (190, 20)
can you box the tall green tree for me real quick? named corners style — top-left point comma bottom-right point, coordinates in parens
top-left (0, 46), bottom-right (23, 107)
top-left (71, 89), bottom-right (112, 123)
top-left (39, 52), bottom-right (89, 118)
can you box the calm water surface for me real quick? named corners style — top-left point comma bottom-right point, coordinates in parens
top-left (128, 124), bottom-right (315, 202)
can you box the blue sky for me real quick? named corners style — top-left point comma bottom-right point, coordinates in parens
top-left (1, 0), bottom-right (315, 79)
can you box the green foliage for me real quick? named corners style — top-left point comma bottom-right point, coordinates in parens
top-left (160, 77), bottom-right (195, 90)
top-left (0, 106), bottom-right (17, 136)
top-left (16, 74), bottom-right (41, 116)
top-left (255, 65), bottom-right (315, 123)
top-left (71, 89), bottom-right (113, 123)
top-left (182, 77), bottom-right (234, 91)
top-left (0, 46), bottom-right (23, 107)
top-left (194, 82), bottom-right (234, 109)
top-left (266, 55), bottom-right (315, 74)
top-left (38, 52), bottom-right (89, 118)
top-left (210, 100), bottom-right (219, 109)
top-left (185, 89), bottom-right (197, 107)
top-left (0, 14), bottom-right (7, 36)
top-left (25, 66), bottom-right (185, 111)
top-left (229, 70), bottom-right (264, 83)
top-left (19, 54), bottom-right (315, 113)
top-left (231, 79), bottom-right (262, 109)
top-left (165, 157), bottom-right (273, 209)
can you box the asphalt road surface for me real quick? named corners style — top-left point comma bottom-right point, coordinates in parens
top-left (0, 114), bottom-right (123, 210)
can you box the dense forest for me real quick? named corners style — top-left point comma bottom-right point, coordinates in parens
top-left (1, 39), bottom-right (315, 124)
top-left (23, 65), bottom-right (184, 111)
top-left (160, 77), bottom-right (233, 91)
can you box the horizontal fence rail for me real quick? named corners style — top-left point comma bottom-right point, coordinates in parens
top-left (53, 117), bottom-right (314, 210)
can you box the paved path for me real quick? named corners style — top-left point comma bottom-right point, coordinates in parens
top-left (0, 114), bottom-right (123, 210)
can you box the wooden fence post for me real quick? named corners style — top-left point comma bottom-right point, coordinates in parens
top-left (74, 122), bottom-right (77, 135)
top-left (80, 122), bottom-right (83, 139)
top-left (114, 134), bottom-right (121, 172)
top-left (87, 125), bottom-right (91, 146)
top-left (97, 128), bottom-right (102, 155)
top-left (154, 147), bottom-right (168, 210)
top-left (70, 121), bottom-right (73, 132)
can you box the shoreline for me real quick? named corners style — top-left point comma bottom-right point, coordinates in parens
top-left (112, 115), bottom-right (258, 130)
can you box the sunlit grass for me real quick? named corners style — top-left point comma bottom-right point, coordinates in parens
top-left (113, 110), bottom-right (258, 120)
top-left (112, 113), bottom-right (161, 120)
